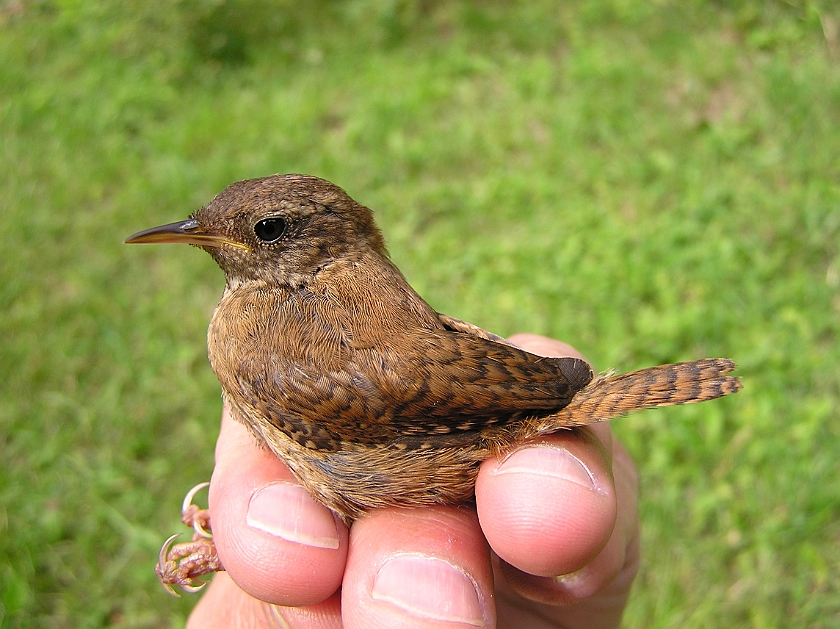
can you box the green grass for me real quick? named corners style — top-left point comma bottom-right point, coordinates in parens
top-left (1, 1), bottom-right (838, 627)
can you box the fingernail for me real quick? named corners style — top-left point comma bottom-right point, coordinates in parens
top-left (494, 446), bottom-right (605, 495)
top-left (246, 482), bottom-right (340, 549)
top-left (554, 562), bottom-right (589, 585)
top-left (372, 553), bottom-right (485, 626)
top-left (553, 563), bottom-right (601, 599)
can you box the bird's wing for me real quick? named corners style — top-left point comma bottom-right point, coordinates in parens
top-left (212, 289), bottom-right (592, 450)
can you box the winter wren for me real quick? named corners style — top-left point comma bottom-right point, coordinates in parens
top-left (126, 174), bottom-right (741, 593)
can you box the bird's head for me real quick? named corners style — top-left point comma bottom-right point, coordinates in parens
top-left (125, 174), bottom-right (387, 288)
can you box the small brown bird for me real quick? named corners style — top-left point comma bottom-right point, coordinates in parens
top-left (126, 174), bottom-right (741, 593)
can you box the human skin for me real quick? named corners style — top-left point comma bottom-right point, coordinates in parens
top-left (187, 334), bottom-right (640, 628)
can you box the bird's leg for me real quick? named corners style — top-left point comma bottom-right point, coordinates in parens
top-left (155, 482), bottom-right (224, 596)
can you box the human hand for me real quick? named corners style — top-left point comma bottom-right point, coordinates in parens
top-left (187, 334), bottom-right (640, 628)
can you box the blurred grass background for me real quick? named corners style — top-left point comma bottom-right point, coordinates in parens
top-left (1, 0), bottom-right (838, 627)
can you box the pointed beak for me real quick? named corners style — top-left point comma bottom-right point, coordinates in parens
top-left (124, 219), bottom-right (248, 250)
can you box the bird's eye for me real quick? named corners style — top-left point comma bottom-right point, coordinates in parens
top-left (254, 218), bottom-right (286, 243)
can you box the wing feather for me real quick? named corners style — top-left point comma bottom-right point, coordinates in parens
top-left (210, 284), bottom-right (592, 450)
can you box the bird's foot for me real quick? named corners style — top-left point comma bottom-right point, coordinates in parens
top-left (156, 482), bottom-right (224, 596)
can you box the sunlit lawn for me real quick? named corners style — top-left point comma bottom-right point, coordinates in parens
top-left (1, 2), bottom-right (838, 627)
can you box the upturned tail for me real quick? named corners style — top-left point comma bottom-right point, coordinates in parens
top-left (518, 358), bottom-right (742, 439)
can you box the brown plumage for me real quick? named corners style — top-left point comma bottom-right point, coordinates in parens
top-left (126, 174), bottom-right (741, 592)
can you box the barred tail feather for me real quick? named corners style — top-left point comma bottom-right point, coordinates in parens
top-left (531, 358), bottom-right (742, 435)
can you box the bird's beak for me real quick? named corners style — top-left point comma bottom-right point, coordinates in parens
top-left (124, 219), bottom-right (249, 250)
